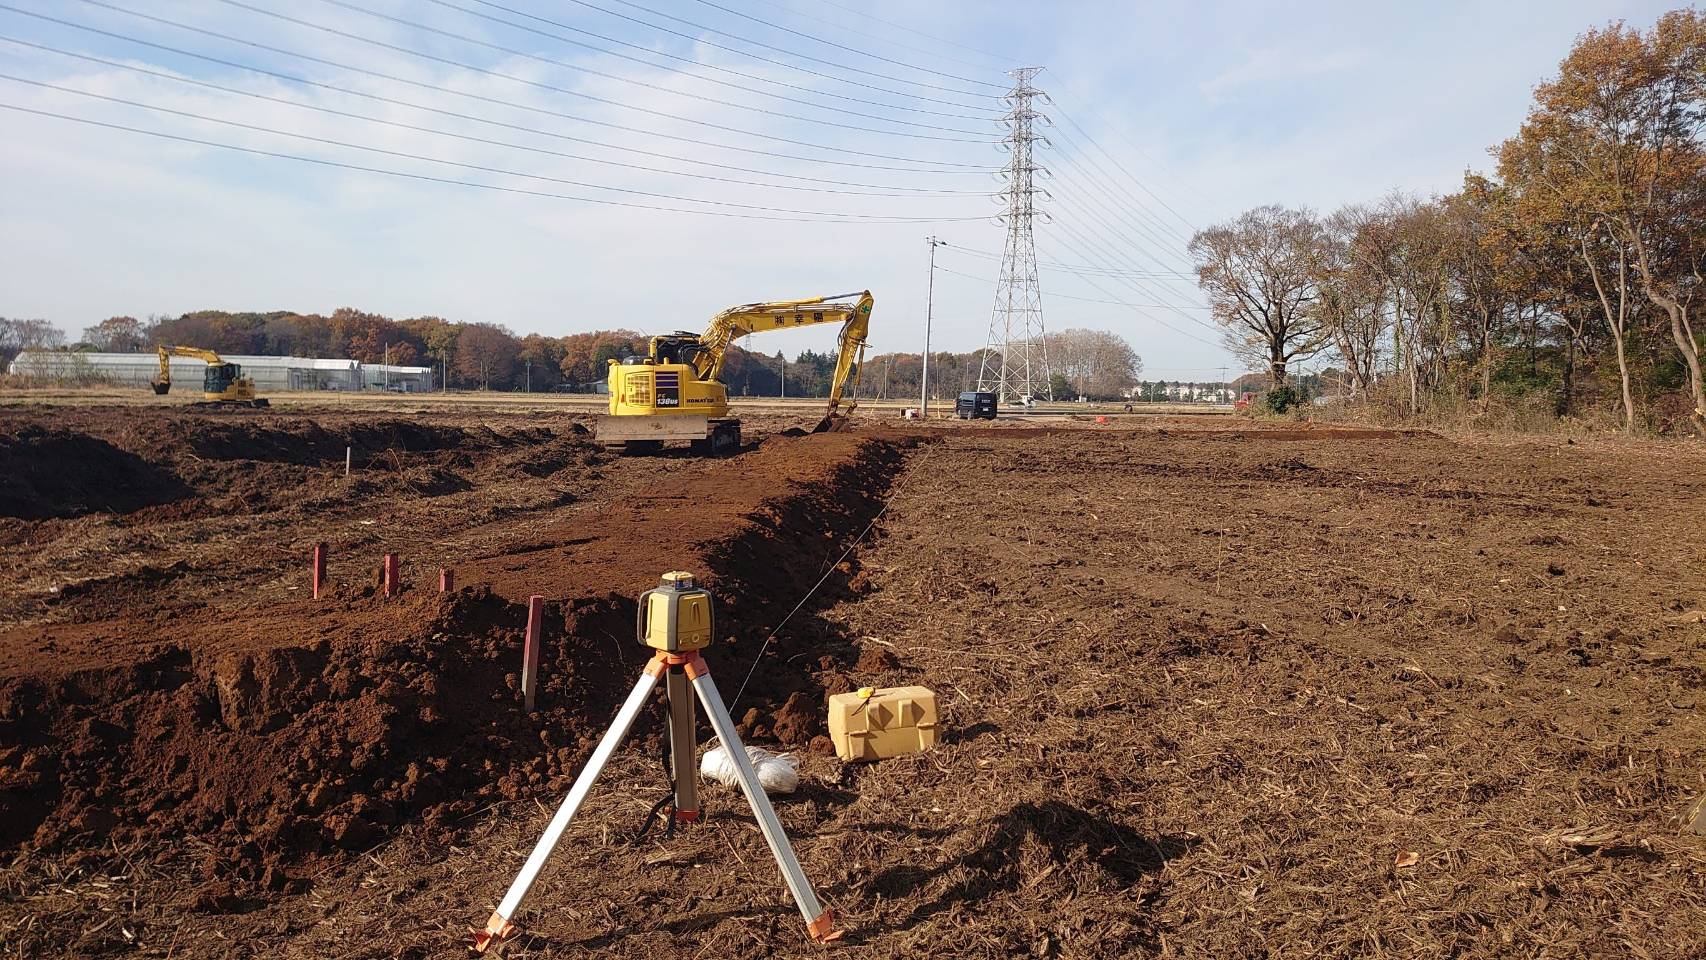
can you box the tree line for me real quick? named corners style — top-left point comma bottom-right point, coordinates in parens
top-left (7, 308), bottom-right (1144, 400)
top-left (1190, 9), bottom-right (1705, 432)
top-left (861, 329), bottom-right (1143, 402)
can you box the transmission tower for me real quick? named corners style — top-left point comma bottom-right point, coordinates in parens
top-left (978, 66), bottom-right (1053, 403)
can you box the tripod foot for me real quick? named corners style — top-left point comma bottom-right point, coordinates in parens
top-left (807, 909), bottom-right (843, 943)
top-left (471, 911), bottom-right (517, 953)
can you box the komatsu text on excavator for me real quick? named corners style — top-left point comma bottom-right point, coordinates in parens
top-left (597, 291), bottom-right (873, 454)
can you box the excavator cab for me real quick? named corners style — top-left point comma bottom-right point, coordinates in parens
top-left (203, 362), bottom-right (242, 395)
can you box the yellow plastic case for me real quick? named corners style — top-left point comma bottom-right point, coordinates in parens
top-left (827, 686), bottom-right (939, 762)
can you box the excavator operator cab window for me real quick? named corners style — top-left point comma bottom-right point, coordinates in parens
top-left (203, 363), bottom-right (238, 393)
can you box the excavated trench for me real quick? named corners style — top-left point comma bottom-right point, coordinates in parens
top-left (0, 428), bottom-right (917, 911)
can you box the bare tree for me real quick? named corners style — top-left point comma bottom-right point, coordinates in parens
top-left (1188, 205), bottom-right (1328, 387)
top-left (1312, 206), bottom-right (1389, 397)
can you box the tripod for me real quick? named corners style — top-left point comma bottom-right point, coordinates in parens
top-left (473, 574), bottom-right (839, 952)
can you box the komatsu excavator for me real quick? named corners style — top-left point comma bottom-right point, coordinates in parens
top-left (597, 291), bottom-right (873, 454)
top-left (150, 345), bottom-right (269, 407)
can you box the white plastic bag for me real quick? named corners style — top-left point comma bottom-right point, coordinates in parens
top-left (699, 743), bottom-right (799, 794)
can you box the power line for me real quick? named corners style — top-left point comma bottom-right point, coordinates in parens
top-left (2, 39), bottom-right (990, 201)
top-left (212, 0), bottom-right (995, 150)
top-left (804, 0), bottom-right (1017, 69)
top-left (686, 0), bottom-right (1007, 90)
top-left (1044, 219), bottom-right (1225, 342)
top-left (739, 0), bottom-right (1012, 75)
top-left (1046, 92), bottom-right (1203, 232)
top-left (933, 263), bottom-right (1207, 310)
top-left (1048, 125), bottom-right (1193, 252)
top-left (1047, 186), bottom-right (1195, 275)
top-left (33, 2), bottom-right (998, 175)
top-left (310, 0), bottom-right (993, 139)
top-left (435, 0), bottom-right (997, 122)
top-left (1, 35), bottom-right (992, 196)
top-left (0, 101), bottom-right (991, 223)
top-left (945, 242), bottom-right (1195, 280)
top-left (590, 0), bottom-right (1003, 96)
top-left (4, 74), bottom-right (989, 217)
top-left (1022, 243), bottom-right (1224, 349)
top-left (1046, 214), bottom-right (1217, 325)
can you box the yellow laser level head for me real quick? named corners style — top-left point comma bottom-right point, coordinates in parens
top-left (637, 571), bottom-right (714, 652)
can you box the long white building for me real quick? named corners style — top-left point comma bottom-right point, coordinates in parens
top-left (7, 351), bottom-right (435, 392)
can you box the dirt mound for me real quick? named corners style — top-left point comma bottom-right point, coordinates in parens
top-left (0, 427), bottom-right (189, 519)
top-left (0, 589), bottom-right (652, 886)
top-left (0, 431), bottom-right (915, 906)
top-left (0, 411), bottom-right (585, 521)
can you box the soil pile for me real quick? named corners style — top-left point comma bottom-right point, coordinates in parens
top-left (0, 427), bottom-right (188, 519)
top-left (0, 426), bottom-right (915, 916)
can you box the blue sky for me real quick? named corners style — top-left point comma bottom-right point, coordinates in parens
top-left (0, 0), bottom-right (1682, 378)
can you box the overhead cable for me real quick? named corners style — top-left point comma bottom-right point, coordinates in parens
top-left (686, 0), bottom-right (1007, 89)
top-left (0, 102), bottom-right (991, 223)
top-left (3, 40), bottom-right (991, 200)
top-left (0, 36), bottom-right (991, 195)
top-left (739, 0), bottom-right (1013, 74)
top-left (209, 0), bottom-right (995, 150)
top-left (4, 73), bottom-right (990, 216)
top-left (34, 2), bottom-right (998, 174)
top-left (434, 0), bottom-right (999, 121)
top-left (572, 0), bottom-right (999, 99)
top-left (309, 0), bottom-right (994, 139)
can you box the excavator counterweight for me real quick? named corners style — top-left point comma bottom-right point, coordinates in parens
top-left (596, 292), bottom-right (873, 454)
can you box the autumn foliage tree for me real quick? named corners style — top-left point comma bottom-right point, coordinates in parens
top-left (1202, 7), bottom-right (1705, 434)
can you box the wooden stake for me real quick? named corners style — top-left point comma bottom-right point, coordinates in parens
top-left (439, 568), bottom-right (454, 593)
top-left (522, 595), bottom-right (544, 712)
top-left (383, 553), bottom-right (400, 597)
top-left (311, 542), bottom-right (327, 599)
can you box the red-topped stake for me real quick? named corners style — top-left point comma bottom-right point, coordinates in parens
top-left (522, 595), bottom-right (544, 712)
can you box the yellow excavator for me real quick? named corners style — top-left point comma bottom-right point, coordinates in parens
top-left (597, 291), bottom-right (873, 454)
top-left (150, 345), bottom-right (269, 407)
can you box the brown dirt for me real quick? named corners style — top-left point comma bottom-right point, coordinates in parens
top-left (1, 411), bottom-right (1703, 958)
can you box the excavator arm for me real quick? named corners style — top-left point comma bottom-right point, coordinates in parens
top-left (153, 345), bottom-right (223, 393)
top-left (688, 291), bottom-right (874, 426)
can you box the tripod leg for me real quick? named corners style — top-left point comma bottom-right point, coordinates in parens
top-left (689, 665), bottom-right (840, 943)
top-left (474, 660), bottom-right (665, 952)
top-left (666, 666), bottom-right (700, 822)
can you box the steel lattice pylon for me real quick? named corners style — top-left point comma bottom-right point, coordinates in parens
top-left (978, 66), bottom-right (1053, 404)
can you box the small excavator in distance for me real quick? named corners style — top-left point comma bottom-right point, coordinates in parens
top-left (150, 345), bottom-right (269, 407)
top-left (597, 291), bottom-right (873, 454)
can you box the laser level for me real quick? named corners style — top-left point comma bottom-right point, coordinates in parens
top-left (470, 571), bottom-right (840, 951)
top-left (637, 571), bottom-right (713, 652)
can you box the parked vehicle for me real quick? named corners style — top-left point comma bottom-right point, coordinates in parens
top-left (956, 390), bottom-right (997, 420)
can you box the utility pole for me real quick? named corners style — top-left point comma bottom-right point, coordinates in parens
top-left (978, 67), bottom-right (1054, 405)
top-left (921, 235), bottom-right (946, 418)
top-left (777, 350), bottom-right (786, 399)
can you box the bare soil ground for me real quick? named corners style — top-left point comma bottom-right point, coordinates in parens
top-left (1, 403), bottom-right (1702, 958)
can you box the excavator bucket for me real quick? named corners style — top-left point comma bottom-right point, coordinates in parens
top-left (151, 381), bottom-right (170, 396)
top-left (811, 414), bottom-right (852, 434)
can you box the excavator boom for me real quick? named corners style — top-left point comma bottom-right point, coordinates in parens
top-left (599, 291), bottom-right (873, 452)
top-left (693, 291), bottom-right (874, 428)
